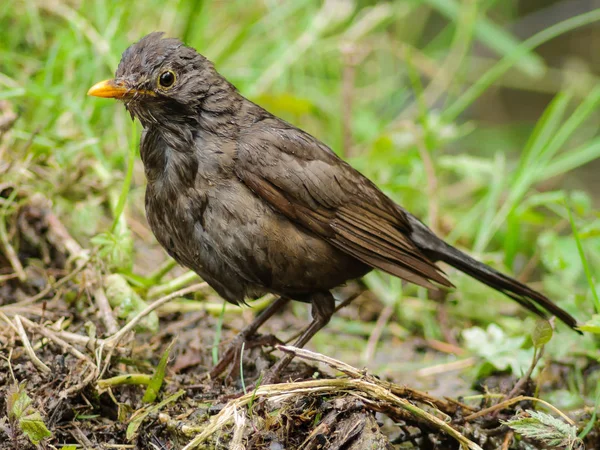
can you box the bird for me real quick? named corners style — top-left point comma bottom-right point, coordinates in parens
top-left (88, 32), bottom-right (579, 381)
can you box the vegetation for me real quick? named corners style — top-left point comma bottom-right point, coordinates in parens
top-left (1, 0), bottom-right (599, 448)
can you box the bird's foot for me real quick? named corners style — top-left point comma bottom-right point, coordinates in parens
top-left (261, 353), bottom-right (294, 384)
top-left (209, 332), bottom-right (281, 382)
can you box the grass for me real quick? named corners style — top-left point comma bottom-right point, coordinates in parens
top-left (1, 0), bottom-right (600, 447)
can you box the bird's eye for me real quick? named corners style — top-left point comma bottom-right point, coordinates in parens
top-left (158, 70), bottom-right (176, 88)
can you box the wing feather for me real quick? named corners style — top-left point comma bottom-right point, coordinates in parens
top-left (235, 115), bottom-right (452, 288)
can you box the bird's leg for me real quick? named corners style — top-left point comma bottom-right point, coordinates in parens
top-left (209, 296), bottom-right (290, 380)
top-left (263, 291), bottom-right (335, 384)
top-left (281, 288), bottom-right (363, 344)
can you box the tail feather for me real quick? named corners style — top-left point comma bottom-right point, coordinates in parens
top-left (407, 215), bottom-right (580, 332)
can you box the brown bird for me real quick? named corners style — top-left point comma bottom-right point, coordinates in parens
top-left (88, 33), bottom-right (579, 381)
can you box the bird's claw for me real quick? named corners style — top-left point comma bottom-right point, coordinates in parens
top-left (209, 333), bottom-right (282, 382)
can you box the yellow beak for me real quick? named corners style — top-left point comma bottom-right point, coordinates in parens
top-left (87, 79), bottom-right (131, 99)
top-left (88, 79), bottom-right (157, 99)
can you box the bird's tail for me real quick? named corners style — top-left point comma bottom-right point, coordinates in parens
top-left (407, 215), bottom-right (580, 332)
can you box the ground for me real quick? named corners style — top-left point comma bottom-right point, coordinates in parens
top-left (0, 172), bottom-right (596, 449)
top-left (2, 1), bottom-right (600, 448)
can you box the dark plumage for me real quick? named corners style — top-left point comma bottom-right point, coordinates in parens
top-left (89, 32), bottom-right (580, 378)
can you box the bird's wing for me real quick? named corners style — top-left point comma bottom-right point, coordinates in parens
top-left (235, 116), bottom-right (451, 289)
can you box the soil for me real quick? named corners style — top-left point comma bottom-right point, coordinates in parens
top-left (0, 180), bottom-right (596, 450)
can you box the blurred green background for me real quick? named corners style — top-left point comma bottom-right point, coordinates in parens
top-left (2, 0), bottom-right (600, 408)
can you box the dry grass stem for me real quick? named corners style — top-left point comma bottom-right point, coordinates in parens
top-left (13, 315), bottom-right (51, 374)
top-left (279, 344), bottom-right (458, 414)
top-left (104, 282), bottom-right (208, 347)
top-left (93, 285), bottom-right (119, 335)
top-left (98, 282), bottom-right (208, 378)
top-left (19, 316), bottom-right (96, 366)
top-left (363, 304), bottom-right (393, 364)
top-left (4, 258), bottom-right (89, 309)
top-left (463, 395), bottom-right (575, 426)
top-left (0, 209), bottom-right (26, 281)
top-left (182, 378), bottom-right (483, 450)
top-left (415, 357), bottom-right (477, 377)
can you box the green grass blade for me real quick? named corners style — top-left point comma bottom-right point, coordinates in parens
top-left (444, 8), bottom-right (600, 121)
top-left (110, 122), bottom-right (137, 232)
top-left (212, 300), bottom-right (227, 366)
top-left (424, 0), bottom-right (545, 77)
top-left (542, 138), bottom-right (600, 180)
top-left (567, 202), bottom-right (600, 313)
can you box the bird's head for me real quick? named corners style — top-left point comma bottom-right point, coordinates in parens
top-left (88, 32), bottom-right (216, 130)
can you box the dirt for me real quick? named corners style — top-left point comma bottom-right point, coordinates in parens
top-left (0, 181), bottom-right (596, 449)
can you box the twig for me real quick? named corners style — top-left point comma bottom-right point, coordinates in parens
top-left (44, 204), bottom-right (89, 258)
top-left (501, 431), bottom-right (514, 450)
top-left (181, 378), bottom-right (483, 450)
top-left (363, 304), bottom-right (393, 364)
top-left (0, 349), bottom-right (16, 383)
top-left (13, 315), bottom-right (51, 374)
top-left (105, 282), bottom-right (208, 346)
top-left (52, 329), bottom-right (123, 353)
top-left (19, 316), bottom-right (96, 366)
top-left (71, 425), bottom-right (95, 448)
top-left (2, 258), bottom-right (89, 309)
top-left (425, 339), bottom-right (465, 355)
top-left (463, 395), bottom-right (575, 426)
top-left (0, 305), bottom-right (47, 317)
top-left (19, 317), bottom-right (99, 396)
top-left (415, 357), bottom-right (476, 377)
top-left (278, 345), bottom-right (457, 414)
top-left (98, 283), bottom-right (208, 378)
top-left (0, 311), bottom-right (18, 333)
top-left (93, 285), bottom-right (119, 335)
top-left (334, 289), bottom-right (364, 313)
top-left (279, 345), bottom-right (366, 378)
top-left (0, 272), bottom-right (19, 283)
top-left (505, 347), bottom-right (544, 402)
top-left (63, 364), bottom-right (98, 396)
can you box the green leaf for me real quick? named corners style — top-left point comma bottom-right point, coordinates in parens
top-left (578, 315), bottom-right (600, 334)
top-left (7, 382), bottom-right (32, 421)
top-left (463, 324), bottom-right (533, 375)
top-left (127, 390), bottom-right (184, 440)
top-left (6, 383), bottom-right (52, 445)
top-left (104, 274), bottom-right (158, 332)
top-left (142, 340), bottom-right (175, 403)
top-left (532, 319), bottom-right (553, 348)
top-left (20, 411), bottom-right (52, 445)
top-left (91, 227), bottom-right (134, 272)
top-left (503, 410), bottom-right (581, 449)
